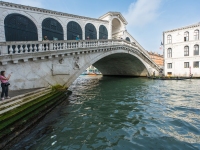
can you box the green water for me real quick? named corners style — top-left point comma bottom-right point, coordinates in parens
top-left (13, 76), bottom-right (200, 150)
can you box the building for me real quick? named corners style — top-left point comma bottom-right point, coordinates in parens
top-left (148, 52), bottom-right (164, 67)
top-left (163, 23), bottom-right (200, 77)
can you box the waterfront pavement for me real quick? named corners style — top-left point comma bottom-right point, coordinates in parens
top-left (0, 88), bottom-right (42, 99)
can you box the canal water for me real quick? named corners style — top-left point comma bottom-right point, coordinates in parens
top-left (12, 76), bottom-right (200, 150)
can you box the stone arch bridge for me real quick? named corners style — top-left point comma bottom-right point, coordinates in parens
top-left (0, 39), bottom-right (159, 90)
top-left (0, 1), bottom-right (160, 90)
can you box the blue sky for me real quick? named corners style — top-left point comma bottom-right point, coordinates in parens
top-left (3, 0), bottom-right (200, 54)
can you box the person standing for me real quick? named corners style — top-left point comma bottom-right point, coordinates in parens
top-left (43, 36), bottom-right (48, 41)
top-left (76, 35), bottom-right (80, 40)
top-left (86, 36), bottom-right (90, 40)
top-left (0, 71), bottom-right (11, 100)
top-left (43, 36), bottom-right (49, 51)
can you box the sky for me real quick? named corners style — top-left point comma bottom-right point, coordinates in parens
top-left (2, 0), bottom-right (200, 54)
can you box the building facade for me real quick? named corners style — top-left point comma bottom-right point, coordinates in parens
top-left (163, 23), bottom-right (200, 77)
top-left (148, 52), bottom-right (163, 67)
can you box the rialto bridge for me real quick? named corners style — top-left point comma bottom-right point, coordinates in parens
top-left (0, 1), bottom-right (160, 90)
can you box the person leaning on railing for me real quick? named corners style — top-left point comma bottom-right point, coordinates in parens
top-left (43, 36), bottom-right (49, 50)
top-left (0, 71), bottom-right (12, 100)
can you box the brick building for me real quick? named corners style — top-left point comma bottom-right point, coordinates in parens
top-left (148, 52), bottom-right (164, 67)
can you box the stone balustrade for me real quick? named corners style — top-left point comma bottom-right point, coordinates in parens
top-left (0, 39), bottom-right (159, 70)
top-left (0, 39), bottom-right (134, 55)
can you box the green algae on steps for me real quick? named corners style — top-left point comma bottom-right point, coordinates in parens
top-left (0, 92), bottom-right (67, 139)
top-left (0, 92), bottom-right (62, 131)
top-left (0, 90), bottom-right (51, 111)
top-left (0, 86), bottom-right (69, 137)
top-left (0, 91), bottom-right (58, 122)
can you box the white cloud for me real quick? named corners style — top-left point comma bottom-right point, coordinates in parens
top-left (124, 0), bottom-right (162, 27)
top-left (3, 0), bottom-right (43, 7)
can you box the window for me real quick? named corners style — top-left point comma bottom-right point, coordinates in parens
top-left (167, 63), bottom-right (172, 69)
top-left (167, 48), bottom-right (172, 58)
top-left (167, 35), bottom-right (172, 44)
top-left (184, 31), bottom-right (189, 41)
top-left (194, 30), bottom-right (199, 40)
top-left (193, 61), bottom-right (199, 68)
top-left (184, 62), bottom-right (189, 68)
top-left (194, 44), bottom-right (199, 55)
top-left (184, 46), bottom-right (189, 56)
top-left (167, 72), bottom-right (172, 75)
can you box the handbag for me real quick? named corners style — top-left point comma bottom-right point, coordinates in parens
top-left (5, 82), bottom-right (10, 86)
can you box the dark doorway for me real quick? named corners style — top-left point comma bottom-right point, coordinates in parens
top-left (67, 21), bottom-right (82, 40)
top-left (99, 25), bottom-right (108, 39)
top-left (4, 13), bottom-right (38, 41)
top-left (126, 37), bottom-right (130, 42)
top-left (85, 23), bottom-right (97, 40)
top-left (42, 18), bottom-right (64, 40)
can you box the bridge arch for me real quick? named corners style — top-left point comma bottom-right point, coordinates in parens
top-left (67, 21), bottom-right (82, 40)
top-left (85, 23), bottom-right (97, 40)
top-left (65, 49), bottom-right (151, 87)
top-left (99, 25), bottom-right (108, 39)
top-left (1, 10), bottom-right (40, 42)
top-left (4, 13), bottom-right (38, 41)
top-left (112, 18), bottom-right (121, 36)
top-left (42, 18), bottom-right (64, 40)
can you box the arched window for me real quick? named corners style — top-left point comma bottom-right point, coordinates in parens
top-left (126, 37), bottom-right (130, 42)
top-left (42, 18), bottom-right (64, 40)
top-left (85, 23), bottom-right (97, 40)
top-left (99, 25), bottom-right (108, 39)
top-left (194, 30), bottom-right (199, 40)
top-left (67, 21), bottom-right (82, 40)
top-left (194, 44), bottom-right (199, 55)
top-left (184, 31), bottom-right (189, 41)
top-left (4, 13), bottom-right (38, 41)
top-left (184, 46), bottom-right (189, 56)
top-left (167, 35), bottom-right (172, 44)
top-left (167, 48), bottom-right (172, 58)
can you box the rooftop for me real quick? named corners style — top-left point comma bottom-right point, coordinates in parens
top-left (0, 1), bottom-right (108, 23)
top-left (164, 22), bottom-right (200, 33)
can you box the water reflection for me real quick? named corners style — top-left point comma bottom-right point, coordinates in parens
top-left (12, 76), bottom-right (200, 150)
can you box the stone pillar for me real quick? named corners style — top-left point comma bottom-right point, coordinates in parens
top-left (97, 25), bottom-right (99, 40)
top-left (82, 26), bottom-right (85, 40)
top-left (108, 16), bottom-right (112, 39)
top-left (38, 25), bottom-right (43, 41)
top-left (0, 24), bottom-right (6, 42)
top-left (64, 27), bottom-right (67, 40)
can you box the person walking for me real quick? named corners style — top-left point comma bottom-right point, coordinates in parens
top-left (76, 35), bottom-right (80, 40)
top-left (86, 36), bottom-right (90, 40)
top-left (0, 71), bottom-right (11, 100)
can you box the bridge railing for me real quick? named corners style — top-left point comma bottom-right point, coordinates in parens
top-left (0, 39), bottom-right (159, 70)
top-left (0, 39), bottom-right (136, 55)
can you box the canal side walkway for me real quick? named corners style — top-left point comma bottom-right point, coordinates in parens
top-left (0, 88), bottom-right (42, 99)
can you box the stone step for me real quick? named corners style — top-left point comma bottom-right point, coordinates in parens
top-left (0, 89), bottom-right (51, 111)
top-left (0, 89), bottom-right (52, 115)
top-left (0, 88), bottom-right (48, 105)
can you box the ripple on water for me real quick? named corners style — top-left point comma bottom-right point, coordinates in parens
top-left (12, 77), bottom-right (200, 150)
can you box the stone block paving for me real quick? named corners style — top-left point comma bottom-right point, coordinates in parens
top-left (0, 88), bottom-right (42, 98)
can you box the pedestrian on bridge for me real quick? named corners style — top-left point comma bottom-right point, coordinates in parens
top-left (76, 35), bottom-right (80, 40)
top-left (86, 36), bottom-right (90, 40)
top-left (0, 71), bottom-right (11, 100)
